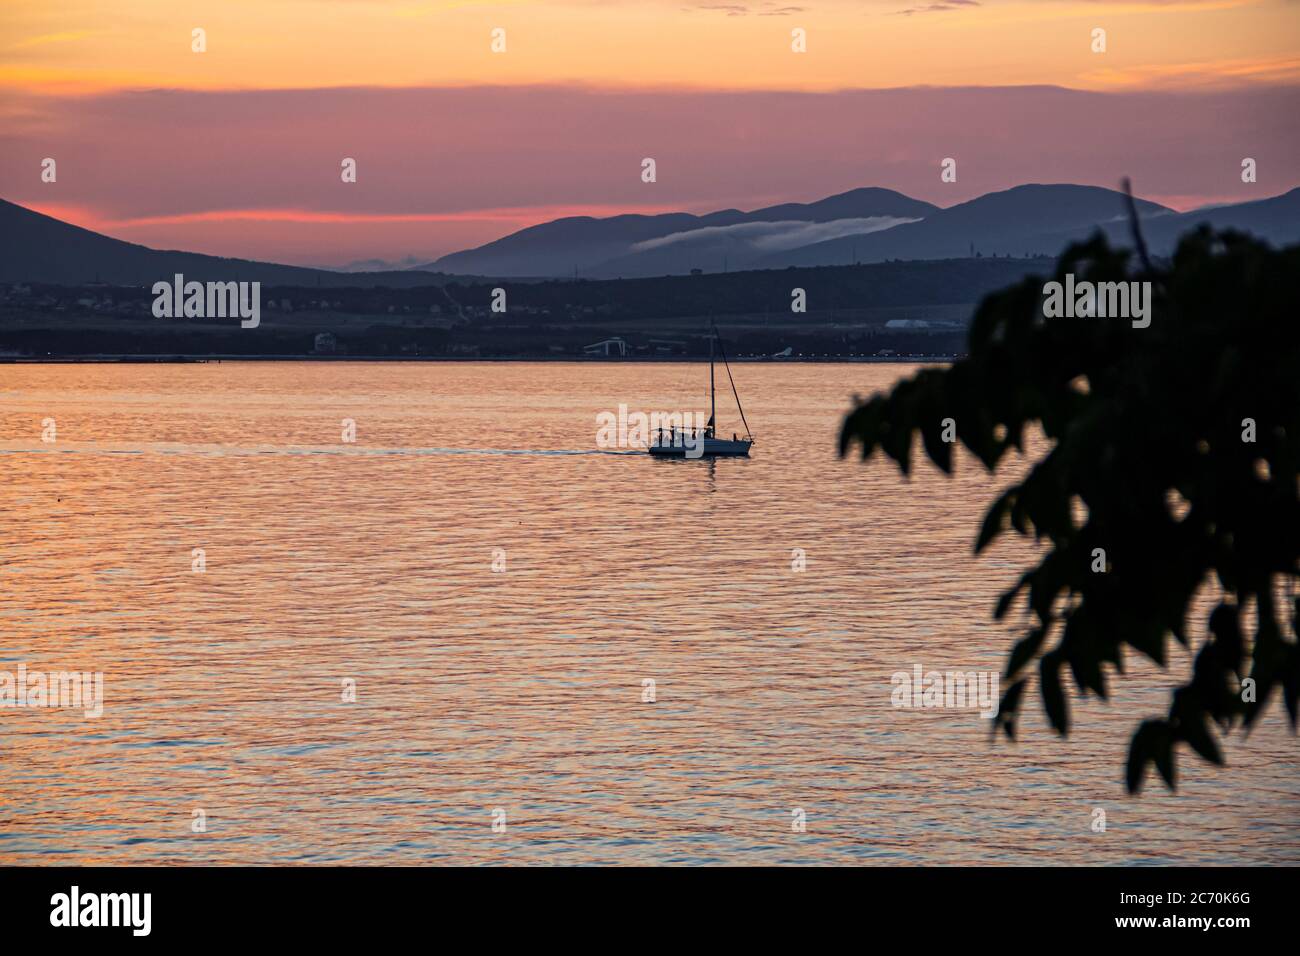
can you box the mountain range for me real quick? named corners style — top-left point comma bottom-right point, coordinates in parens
top-left (3, 184), bottom-right (1298, 287)
top-left (427, 184), bottom-right (1300, 277)
top-left (425, 187), bottom-right (938, 278)
top-left (0, 199), bottom-right (463, 288)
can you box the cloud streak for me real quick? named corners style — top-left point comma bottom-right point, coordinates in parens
top-left (895, 0), bottom-right (980, 16)
top-left (632, 216), bottom-right (920, 253)
top-left (3, 83), bottom-right (1296, 265)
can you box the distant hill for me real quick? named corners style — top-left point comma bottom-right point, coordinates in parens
top-left (430, 183), bottom-right (1300, 277)
top-left (760, 184), bottom-right (1176, 268)
top-left (427, 187), bottom-right (939, 278)
top-left (1093, 187), bottom-right (1300, 254)
top-left (0, 199), bottom-right (470, 288)
top-left (5, 184), bottom-right (1297, 289)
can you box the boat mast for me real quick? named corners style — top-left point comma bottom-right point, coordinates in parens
top-left (715, 324), bottom-right (754, 443)
top-left (709, 324), bottom-right (716, 438)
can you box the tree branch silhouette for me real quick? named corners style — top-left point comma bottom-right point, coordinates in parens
top-left (840, 224), bottom-right (1299, 792)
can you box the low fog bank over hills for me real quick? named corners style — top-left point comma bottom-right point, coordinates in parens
top-left (426, 183), bottom-right (1300, 278)
top-left (762, 184), bottom-right (1172, 267)
top-left (3, 184), bottom-right (1298, 290)
top-left (426, 187), bottom-right (938, 278)
top-left (766, 184), bottom-right (1300, 269)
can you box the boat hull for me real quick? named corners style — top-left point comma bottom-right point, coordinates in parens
top-left (648, 437), bottom-right (752, 458)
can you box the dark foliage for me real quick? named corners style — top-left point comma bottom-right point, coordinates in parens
top-left (839, 225), bottom-right (1300, 792)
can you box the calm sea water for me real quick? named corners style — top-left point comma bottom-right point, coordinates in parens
top-left (0, 362), bottom-right (1295, 865)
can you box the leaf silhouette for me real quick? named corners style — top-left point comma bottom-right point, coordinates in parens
top-left (841, 225), bottom-right (1300, 791)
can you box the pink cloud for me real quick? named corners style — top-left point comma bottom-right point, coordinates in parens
top-left (2, 83), bottom-right (1296, 266)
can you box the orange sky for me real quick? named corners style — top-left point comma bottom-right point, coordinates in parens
top-left (4, 0), bottom-right (1297, 93)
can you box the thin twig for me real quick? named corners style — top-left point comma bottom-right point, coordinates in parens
top-left (1122, 177), bottom-right (1155, 274)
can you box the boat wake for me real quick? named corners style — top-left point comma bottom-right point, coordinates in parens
top-left (0, 441), bottom-right (644, 458)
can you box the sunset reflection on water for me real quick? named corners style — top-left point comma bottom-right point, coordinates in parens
top-left (1, 362), bottom-right (1296, 864)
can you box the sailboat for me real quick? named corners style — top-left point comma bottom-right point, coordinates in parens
top-left (648, 323), bottom-right (754, 458)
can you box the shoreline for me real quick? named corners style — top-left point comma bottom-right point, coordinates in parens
top-left (0, 354), bottom-right (960, 364)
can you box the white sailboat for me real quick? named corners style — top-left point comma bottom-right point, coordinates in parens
top-left (649, 323), bottom-right (754, 458)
